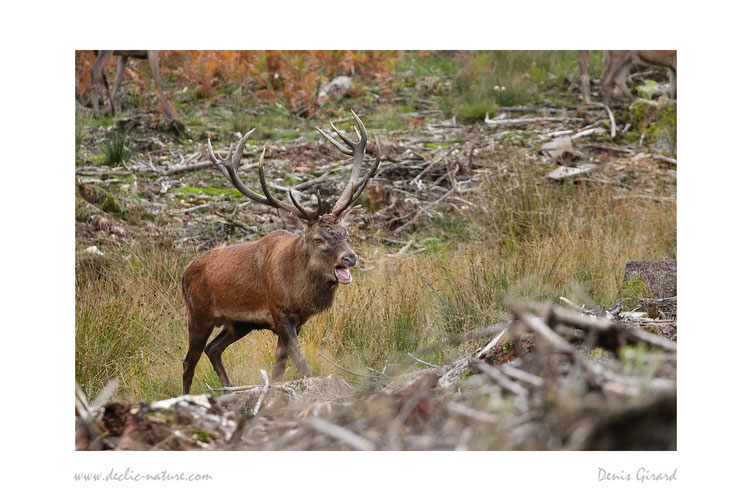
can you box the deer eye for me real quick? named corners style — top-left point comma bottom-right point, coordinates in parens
top-left (314, 237), bottom-right (324, 245)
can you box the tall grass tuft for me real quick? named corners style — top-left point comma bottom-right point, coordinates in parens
top-left (100, 131), bottom-right (132, 166)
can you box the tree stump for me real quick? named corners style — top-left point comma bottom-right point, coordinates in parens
top-left (616, 260), bottom-right (676, 317)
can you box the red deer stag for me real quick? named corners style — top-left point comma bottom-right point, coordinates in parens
top-left (90, 50), bottom-right (179, 123)
top-left (180, 110), bottom-right (381, 394)
top-left (579, 50), bottom-right (677, 106)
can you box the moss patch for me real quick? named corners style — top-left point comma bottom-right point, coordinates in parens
top-left (620, 276), bottom-right (651, 310)
top-left (173, 185), bottom-right (245, 200)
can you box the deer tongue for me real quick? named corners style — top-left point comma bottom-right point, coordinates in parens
top-left (335, 266), bottom-right (352, 283)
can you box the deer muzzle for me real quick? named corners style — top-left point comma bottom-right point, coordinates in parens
top-left (334, 252), bottom-right (357, 284)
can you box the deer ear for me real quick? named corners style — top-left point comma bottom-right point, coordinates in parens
top-left (277, 209), bottom-right (307, 232)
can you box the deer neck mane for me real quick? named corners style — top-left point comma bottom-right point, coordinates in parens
top-left (287, 235), bottom-right (339, 316)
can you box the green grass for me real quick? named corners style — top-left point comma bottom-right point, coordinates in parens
top-left (75, 125), bottom-right (84, 151)
top-left (433, 51), bottom-right (585, 120)
top-left (395, 51), bottom-right (461, 79)
top-left (173, 185), bottom-right (245, 200)
top-left (100, 131), bottom-right (132, 166)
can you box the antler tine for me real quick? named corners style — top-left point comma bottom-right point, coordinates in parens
top-left (208, 133), bottom-right (319, 223)
top-left (288, 190), bottom-right (321, 222)
top-left (208, 132), bottom-right (273, 206)
top-left (349, 136), bottom-right (381, 204)
top-left (330, 121), bottom-right (357, 148)
top-left (349, 110), bottom-right (367, 143)
top-left (256, 150), bottom-right (304, 215)
top-left (232, 128), bottom-right (256, 165)
top-left (326, 110), bottom-right (372, 217)
top-left (316, 126), bottom-right (353, 156)
top-left (256, 151), bottom-right (320, 223)
top-left (207, 137), bottom-right (231, 180)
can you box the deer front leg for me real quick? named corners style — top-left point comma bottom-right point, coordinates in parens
top-left (111, 55), bottom-right (127, 113)
top-left (271, 334), bottom-right (289, 382)
top-left (273, 321), bottom-right (311, 381)
top-left (578, 50), bottom-right (592, 104)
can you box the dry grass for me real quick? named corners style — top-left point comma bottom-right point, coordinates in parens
top-left (75, 146), bottom-right (675, 402)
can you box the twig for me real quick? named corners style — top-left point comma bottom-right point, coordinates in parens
top-left (651, 154), bottom-right (677, 165)
top-left (206, 383), bottom-right (263, 392)
top-left (582, 143), bottom-right (634, 154)
top-left (165, 160), bottom-right (213, 175)
top-left (410, 147), bottom-right (457, 184)
top-left (307, 418), bottom-right (376, 451)
top-left (559, 296), bottom-right (585, 311)
top-left (367, 366), bottom-right (386, 377)
top-left (252, 369), bottom-right (270, 416)
top-left (605, 105), bottom-right (617, 138)
top-left (475, 362), bottom-right (528, 396)
top-left (176, 202), bottom-right (212, 214)
top-left (394, 239), bottom-right (414, 257)
top-left (407, 351), bottom-right (438, 368)
top-left (499, 365), bottom-right (544, 387)
top-left (475, 328), bottom-right (508, 358)
top-left (317, 352), bottom-right (368, 378)
top-left (485, 116), bottom-right (585, 126)
top-left (211, 207), bottom-right (255, 232)
top-left (446, 401), bottom-right (498, 424)
top-left (394, 185), bottom-right (458, 235)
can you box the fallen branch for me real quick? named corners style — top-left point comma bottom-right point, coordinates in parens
top-left (485, 115), bottom-right (585, 126)
top-left (605, 105), bottom-right (617, 138)
top-left (475, 362), bottom-right (528, 396)
top-left (394, 186), bottom-right (458, 235)
top-left (307, 418), bottom-right (376, 451)
top-left (446, 401), bottom-right (498, 424)
top-left (651, 154), bottom-right (677, 165)
top-left (407, 351), bottom-right (438, 368)
top-left (252, 369), bottom-right (270, 416)
top-left (410, 146), bottom-right (457, 185)
top-left (502, 296), bottom-right (677, 352)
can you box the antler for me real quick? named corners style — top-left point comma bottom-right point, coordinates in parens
top-left (207, 129), bottom-right (323, 223)
top-left (317, 110), bottom-right (381, 218)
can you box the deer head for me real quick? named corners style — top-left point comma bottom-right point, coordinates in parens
top-left (206, 109), bottom-right (381, 286)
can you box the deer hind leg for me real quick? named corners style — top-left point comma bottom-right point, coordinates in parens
top-left (146, 51), bottom-right (177, 121)
top-left (90, 50), bottom-right (114, 118)
top-left (669, 68), bottom-right (677, 100)
top-left (600, 53), bottom-right (616, 107)
top-left (111, 55), bottom-right (127, 113)
top-left (204, 322), bottom-right (253, 390)
top-left (182, 320), bottom-right (213, 394)
top-left (615, 62), bottom-right (634, 102)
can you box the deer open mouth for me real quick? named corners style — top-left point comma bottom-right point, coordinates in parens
top-left (334, 265), bottom-right (352, 284)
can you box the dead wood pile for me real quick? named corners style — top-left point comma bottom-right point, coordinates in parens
top-left (76, 294), bottom-right (676, 451)
top-left (75, 103), bottom-right (676, 253)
